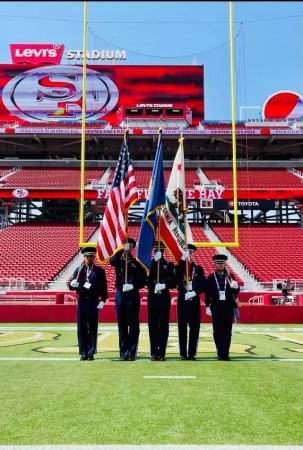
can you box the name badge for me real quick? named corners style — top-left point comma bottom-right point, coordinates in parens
top-left (219, 291), bottom-right (226, 301)
top-left (84, 282), bottom-right (91, 289)
top-left (188, 281), bottom-right (192, 290)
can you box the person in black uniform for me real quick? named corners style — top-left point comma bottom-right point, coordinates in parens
top-left (175, 244), bottom-right (206, 361)
top-left (147, 242), bottom-right (177, 361)
top-left (69, 246), bottom-right (108, 361)
top-left (109, 238), bottom-right (146, 361)
top-left (205, 254), bottom-right (240, 361)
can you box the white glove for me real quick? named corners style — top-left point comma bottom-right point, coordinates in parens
top-left (124, 243), bottom-right (130, 251)
top-left (206, 307), bottom-right (212, 316)
top-left (123, 283), bottom-right (134, 292)
top-left (155, 283), bottom-right (166, 293)
top-left (70, 279), bottom-right (79, 288)
top-left (181, 250), bottom-right (190, 261)
top-left (97, 301), bottom-right (105, 310)
top-left (185, 291), bottom-right (196, 300)
top-left (154, 251), bottom-right (162, 262)
top-left (230, 280), bottom-right (239, 289)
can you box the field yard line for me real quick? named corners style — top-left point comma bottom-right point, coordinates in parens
top-left (143, 376), bottom-right (196, 379)
top-left (0, 326), bottom-right (303, 332)
top-left (0, 357), bottom-right (303, 362)
top-left (0, 444), bottom-right (302, 449)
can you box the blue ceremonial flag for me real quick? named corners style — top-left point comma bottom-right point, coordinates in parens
top-left (137, 130), bottom-right (166, 273)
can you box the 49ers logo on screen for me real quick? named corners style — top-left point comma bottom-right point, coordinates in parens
top-left (2, 65), bottom-right (119, 123)
top-left (10, 44), bottom-right (65, 65)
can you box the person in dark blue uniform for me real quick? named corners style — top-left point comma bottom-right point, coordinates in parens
top-left (147, 242), bottom-right (177, 361)
top-left (175, 244), bottom-right (206, 361)
top-left (109, 238), bottom-right (146, 361)
top-left (205, 254), bottom-right (240, 361)
top-left (69, 246), bottom-right (108, 361)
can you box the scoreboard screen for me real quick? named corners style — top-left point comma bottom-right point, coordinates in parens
top-left (0, 64), bottom-right (204, 126)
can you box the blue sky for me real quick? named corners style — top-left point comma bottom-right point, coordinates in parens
top-left (0, 1), bottom-right (302, 120)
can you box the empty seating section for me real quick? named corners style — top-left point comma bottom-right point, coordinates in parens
top-left (101, 224), bottom-right (243, 292)
top-left (107, 168), bottom-right (200, 189)
top-left (191, 226), bottom-right (243, 283)
top-left (0, 167), bottom-right (12, 177)
top-left (0, 223), bottom-right (98, 282)
top-left (211, 224), bottom-right (303, 281)
top-left (164, 169), bottom-right (200, 189)
top-left (202, 168), bottom-right (302, 189)
top-left (1, 168), bottom-right (105, 189)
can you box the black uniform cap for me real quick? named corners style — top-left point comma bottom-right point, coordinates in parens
top-left (81, 246), bottom-right (97, 256)
top-left (126, 237), bottom-right (137, 248)
top-left (187, 243), bottom-right (197, 251)
top-left (212, 254), bottom-right (228, 263)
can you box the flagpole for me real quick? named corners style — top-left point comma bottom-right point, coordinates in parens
top-left (124, 127), bottom-right (130, 284)
top-left (179, 133), bottom-right (190, 291)
top-left (155, 126), bottom-right (163, 284)
top-left (79, 1), bottom-right (88, 246)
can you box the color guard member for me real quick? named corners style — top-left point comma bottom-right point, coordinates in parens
top-left (109, 238), bottom-right (146, 361)
top-left (69, 246), bottom-right (108, 361)
top-left (175, 244), bottom-right (206, 360)
top-left (205, 254), bottom-right (240, 361)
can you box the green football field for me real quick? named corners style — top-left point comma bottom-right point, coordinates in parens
top-left (0, 323), bottom-right (302, 446)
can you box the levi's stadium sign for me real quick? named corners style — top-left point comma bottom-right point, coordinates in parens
top-left (66, 50), bottom-right (127, 61)
top-left (10, 44), bottom-right (65, 65)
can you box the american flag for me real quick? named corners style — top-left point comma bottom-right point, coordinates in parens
top-left (97, 130), bottom-right (138, 262)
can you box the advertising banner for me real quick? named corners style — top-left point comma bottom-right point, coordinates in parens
top-left (10, 44), bottom-right (65, 65)
top-left (0, 64), bottom-right (204, 126)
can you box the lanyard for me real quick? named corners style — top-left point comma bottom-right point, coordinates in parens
top-left (85, 264), bottom-right (94, 281)
top-left (214, 272), bottom-right (227, 292)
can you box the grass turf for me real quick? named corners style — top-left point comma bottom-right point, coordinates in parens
top-left (0, 323), bottom-right (302, 445)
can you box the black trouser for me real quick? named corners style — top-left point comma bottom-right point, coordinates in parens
top-left (147, 292), bottom-right (171, 358)
top-left (77, 298), bottom-right (99, 357)
top-left (115, 289), bottom-right (140, 359)
top-left (177, 295), bottom-right (201, 357)
top-left (211, 303), bottom-right (234, 358)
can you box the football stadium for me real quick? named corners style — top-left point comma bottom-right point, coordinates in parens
top-left (0, 2), bottom-right (302, 449)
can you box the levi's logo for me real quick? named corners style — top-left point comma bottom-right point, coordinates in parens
top-left (10, 44), bottom-right (65, 65)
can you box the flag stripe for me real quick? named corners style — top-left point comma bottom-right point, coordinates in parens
top-left (97, 130), bottom-right (138, 262)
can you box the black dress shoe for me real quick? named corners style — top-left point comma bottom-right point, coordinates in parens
top-left (187, 355), bottom-right (196, 361)
top-left (80, 354), bottom-right (88, 361)
top-left (128, 356), bottom-right (136, 361)
top-left (151, 355), bottom-right (158, 361)
top-left (120, 356), bottom-right (128, 361)
top-left (181, 355), bottom-right (187, 360)
top-left (158, 356), bottom-right (166, 361)
top-left (87, 355), bottom-right (95, 361)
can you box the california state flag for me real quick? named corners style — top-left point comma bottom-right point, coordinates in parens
top-left (159, 136), bottom-right (193, 263)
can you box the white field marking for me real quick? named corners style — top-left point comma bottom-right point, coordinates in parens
top-left (0, 445), bottom-right (302, 450)
top-left (97, 332), bottom-right (111, 342)
top-left (0, 357), bottom-right (303, 363)
top-left (1, 325), bottom-right (303, 332)
top-left (144, 376), bottom-right (196, 379)
top-left (0, 331), bottom-right (43, 345)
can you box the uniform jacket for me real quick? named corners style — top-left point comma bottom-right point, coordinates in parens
top-left (69, 264), bottom-right (108, 302)
top-left (205, 270), bottom-right (240, 307)
top-left (109, 249), bottom-right (147, 290)
top-left (176, 259), bottom-right (206, 296)
top-left (147, 258), bottom-right (177, 293)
